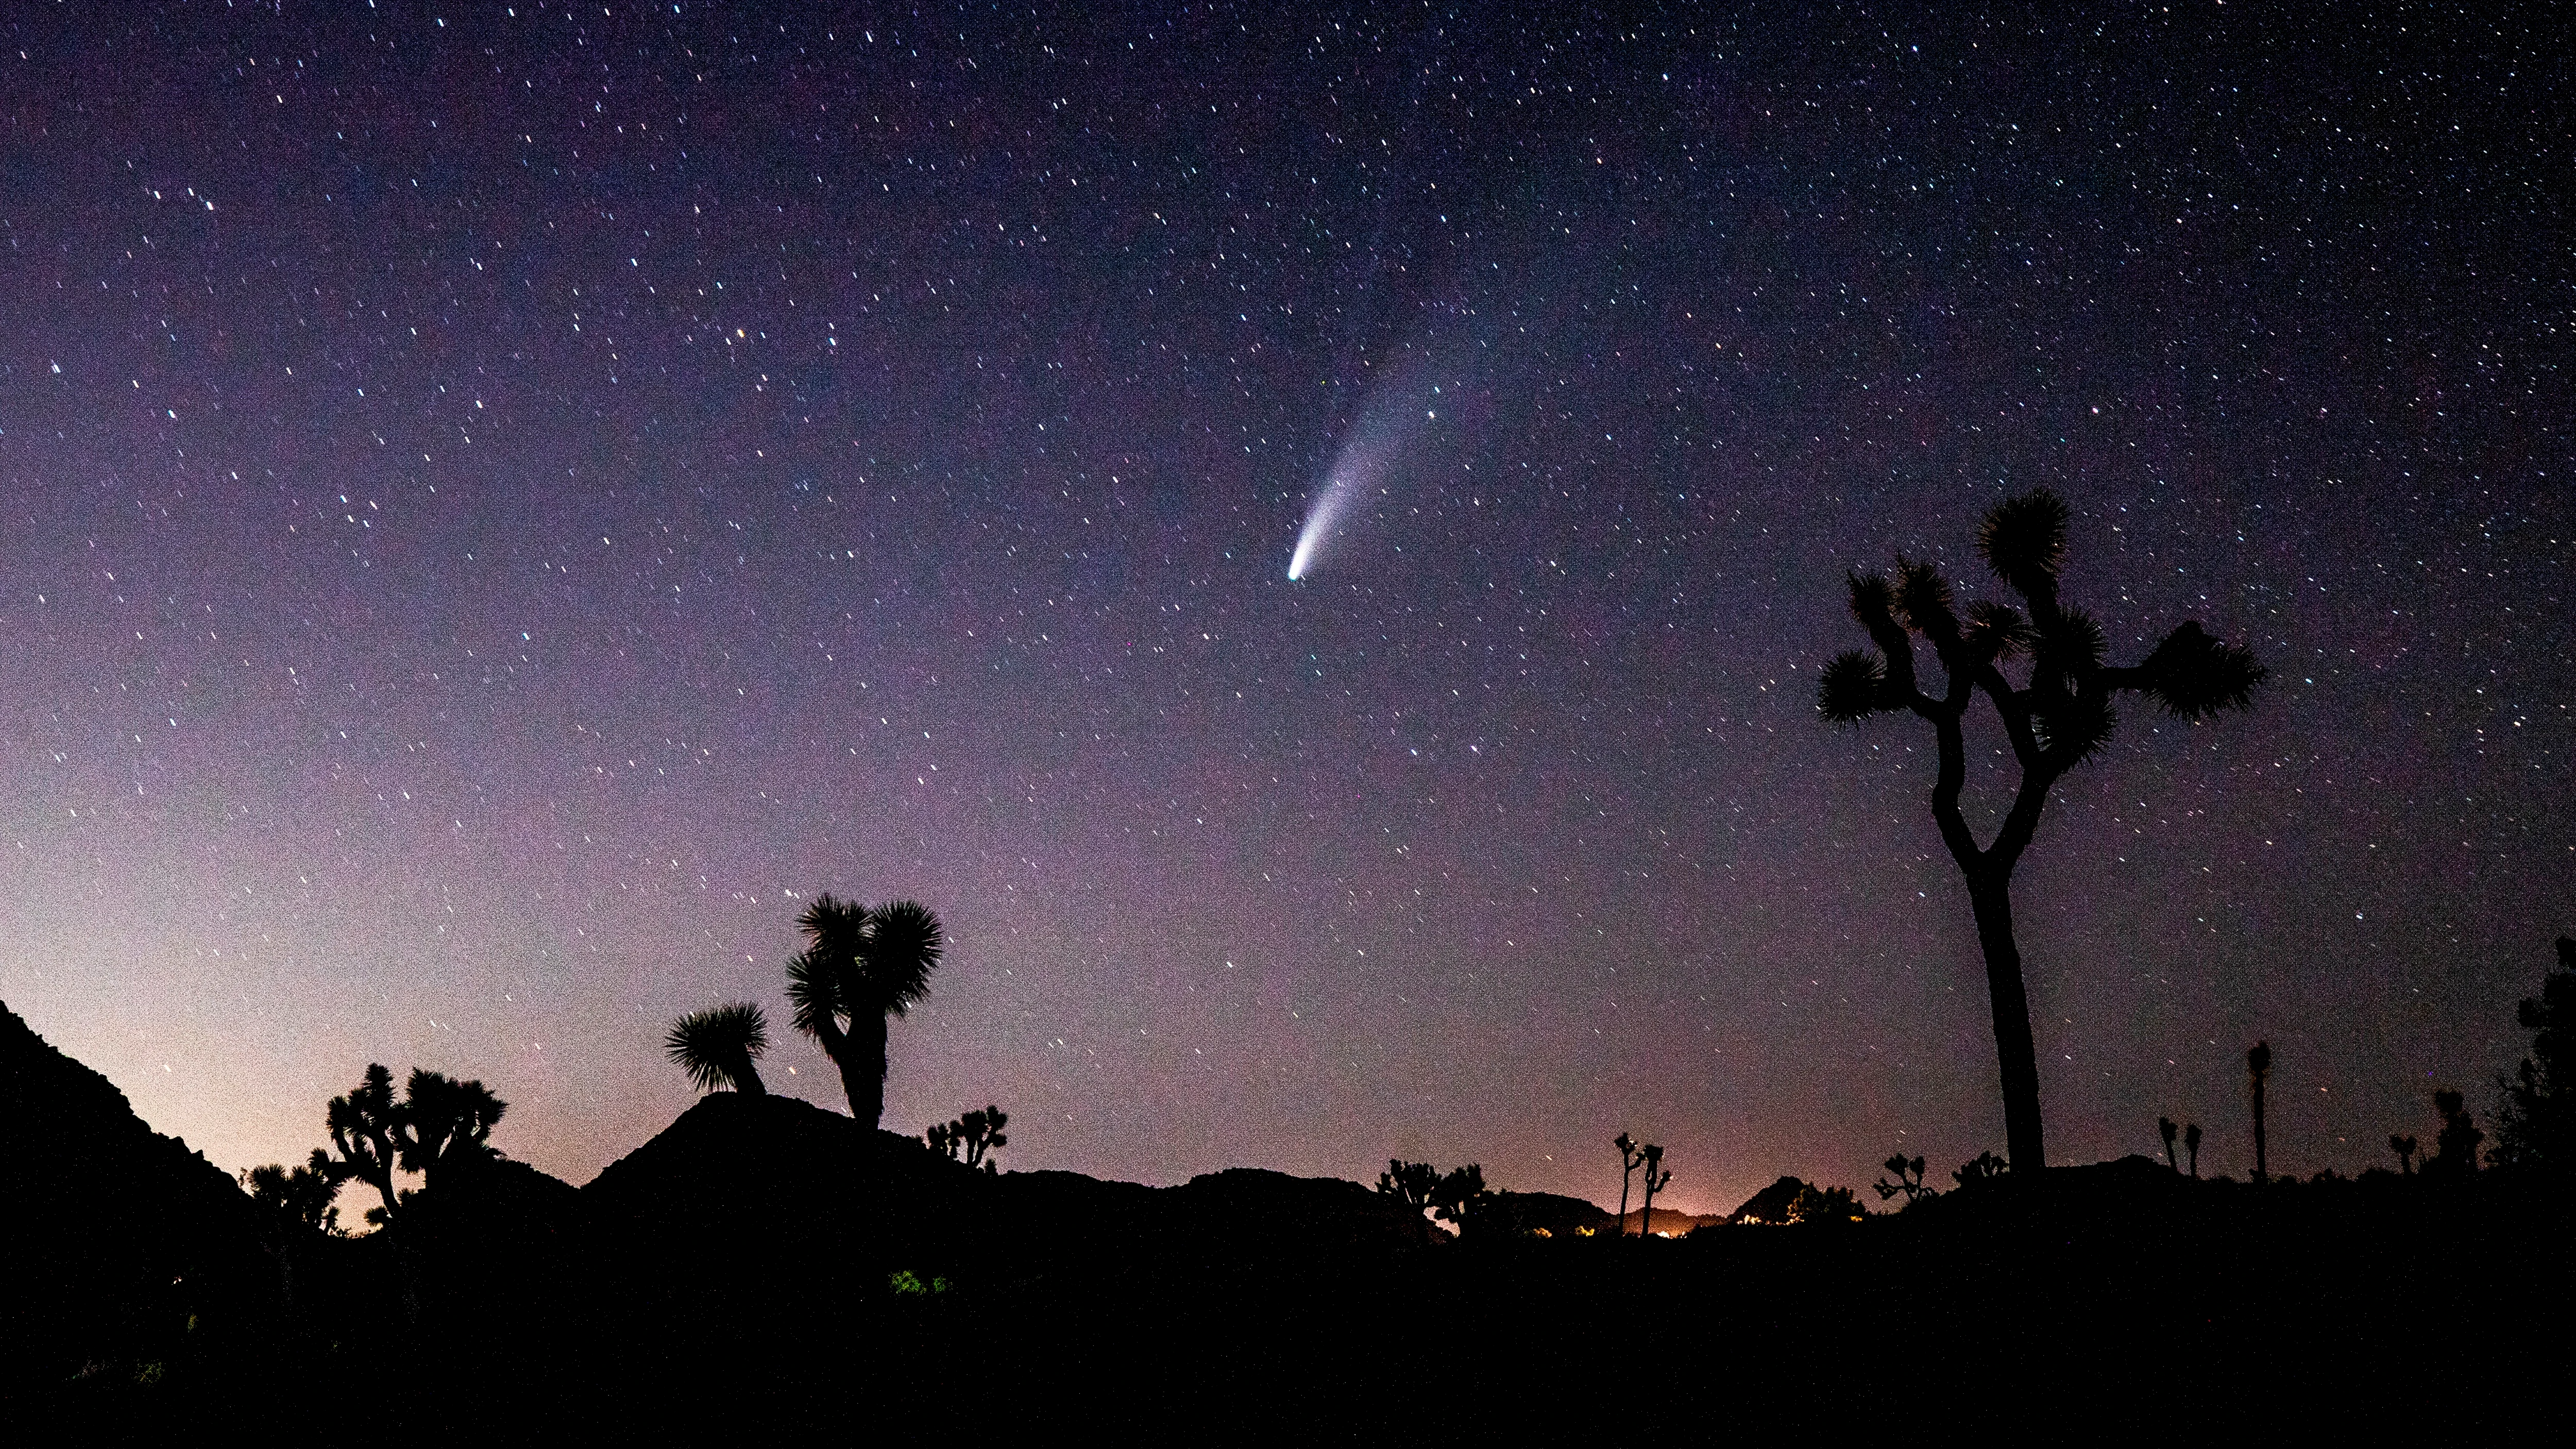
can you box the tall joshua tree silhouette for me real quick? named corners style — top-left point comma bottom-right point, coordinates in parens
top-left (786, 895), bottom-right (945, 1128)
top-left (1818, 490), bottom-right (2263, 1169)
top-left (2159, 1116), bottom-right (2180, 1172)
top-left (2183, 1121), bottom-right (2202, 1178)
top-left (2247, 1041), bottom-right (2273, 1183)
top-left (665, 1002), bottom-right (772, 1095)
top-left (1614, 1132), bottom-right (1649, 1235)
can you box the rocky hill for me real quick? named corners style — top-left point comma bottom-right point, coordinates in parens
top-left (579, 1091), bottom-right (1433, 1296)
top-left (0, 1001), bottom-right (265, 1393)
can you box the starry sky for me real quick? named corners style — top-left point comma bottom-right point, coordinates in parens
top-left (0, 2), bottom-right (2566, 1217)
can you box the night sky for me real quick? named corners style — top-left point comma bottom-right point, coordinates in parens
top-left (1, 2), bottom-right (2566, 1217)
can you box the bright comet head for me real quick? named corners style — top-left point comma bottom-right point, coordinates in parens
top-left (1287, 455), bottom-right (1371, 581)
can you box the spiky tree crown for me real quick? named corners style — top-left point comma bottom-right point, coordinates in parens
top-left (326, 1064), bottom-right (399, 1172)
top-left (787, 894), bottom-right (945, 1039)
top-left (1815, 488), bottom-right (2264, 771)
top-left (1976, 489), bottom-right (2069, 594)
top-left (665, 1001), bottom-right (771, 1093)
top-left (396, 1069), bottom-right (507, 1172)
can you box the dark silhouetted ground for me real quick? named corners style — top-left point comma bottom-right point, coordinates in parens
top-left (12, 1067), bottom-right (2567, 1435)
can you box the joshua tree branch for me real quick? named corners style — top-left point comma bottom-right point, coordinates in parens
top-left (1969, 663), bottom-right (2044, 769)
top-left (1987, 759), bottom-right (2061, 874)
top-left (1927, 678), bottom-right (1983, 870)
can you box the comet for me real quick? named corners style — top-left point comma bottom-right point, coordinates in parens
top-left (1287, 374), bottom-right (1442, 580)
top-left (1286, 441), bottom-right (1383, 582)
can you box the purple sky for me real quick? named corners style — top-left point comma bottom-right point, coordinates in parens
top-left (0, 3), bottom-right (2565, 1217)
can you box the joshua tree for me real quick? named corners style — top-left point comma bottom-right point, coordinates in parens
top-left (665, 1002), bottom-right (772, 1095)
top-left (1818, 490), bottom-right (2263, 1170)
top-left (2247, 1041), bottom-right (2273, 1183)
top-left (243, 1150), bottom-right (343, 1236)
top-left (392, 1069), bottom-right (507, 1191)
top-left (786, 895), bottom-right (946, 1128)
top-left (1376, 1159), bottom-right (1444, 1220)
top-left (241, 1149), bottom-right (343, 1304)
top-left (325, 1064), bottom-right (405, 1222)
top-left (1873, 1153), bottom-right (1934, 1205)
top-left (2158, 1116), bottom-right (2180, 1171)
top-left (926, 1104), bottom-right (1009, 1173)
top-left (1953, 1150), bottom-right (2010, 1189)
top-left (2492, 936), bottom-right (2575, 1169)
top-left (1432, 1164), bottom-right (1490, 1235)
top-left (2183, 1121), bottom-right (2202, 1177)
top-left (2427, 1089), bottom-right (2483, 1178)
top-left (2388, 1133), bottom-right (2418, 1175)
top-left (1637, 1144), bottom-right (1672, 1237)
top-left (1789, 1183), bottom-right (1867, 1225)
top-left (1614, 1132), bottom-right (1650, 1234)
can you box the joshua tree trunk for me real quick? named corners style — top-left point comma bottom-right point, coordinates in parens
top-left (805, 1006), bottom-right (887, 1126)
top-left (838, 1012), bottom-right (889, 1128)
top-left (1614, 1132), bottom-right (1643, 1236)
top-left (1921, 673), bottom-right (2056, 1174)
top-left (2251, 1080), bottom-right (2267, 1182)
top-left (1966, 871), bottom-right (2046, 1172)
top-left (2248, 1041), bottom-right (2273, 1183)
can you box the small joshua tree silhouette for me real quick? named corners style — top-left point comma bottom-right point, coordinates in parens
top-left (2158, 1116), bottom-right (2180, 1172)
top-left (1377, 1160), bottom-right (1487, 1235)
top-left (392, 1069), bottom-right (506, 1192)
top-left (1636, 1144), bottom-right (1673, 1237)
top-left (1953, 1150), bottom-right (2011, 1189)
top-left (2427, 1089), bottom-right (2483, 1178)
top-left (243, 1152), bottom-right (342, 1237)
top-left (926, 1104), bottom-right (1009, 1173)
top-left (1432, 1164), bottom-right (1490, 1235)
top-left (1377, 1160), bottom-right (1444, 1217)
top-left (1614, 1132), bottom-right (1649, 1235)
top-left (2388, 1133), bottom-right (2418, 1176)
top-left (665, 1001), bottom-right (771, 1095)
top-left (1873, 1153), bottom-right (1935, 1205)
top-left (2183, 1122), bottom-right (2203, 1178)
top-left (1790, 1183), bottom-right (1867, 1225)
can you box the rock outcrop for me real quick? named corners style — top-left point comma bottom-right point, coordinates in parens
top-left (0, 1001), bottom-right (265, 1391)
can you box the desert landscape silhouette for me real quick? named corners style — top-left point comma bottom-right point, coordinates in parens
top-left (3, 3), bottom-right (2569, 1433)
top-left (9, 497), bottom-right (2570, 1433)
